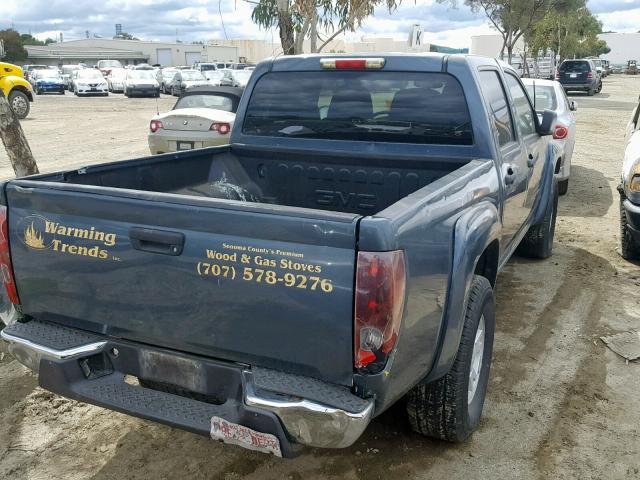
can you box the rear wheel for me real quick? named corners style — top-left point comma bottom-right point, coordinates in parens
top-left (620, 198), bottom-right (640, 260)
top-left (8, 90), bottom-right (30, 119)
top-left (517, 179), bottom-right (559, 259)
top-left (406, 275), bottom-right (495, 442)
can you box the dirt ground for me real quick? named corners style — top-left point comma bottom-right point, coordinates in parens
top-left (1, 77), bottom-right (640, 480)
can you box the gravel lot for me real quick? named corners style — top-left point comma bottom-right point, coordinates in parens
top-left (1, 77), bottom-right (640, 479)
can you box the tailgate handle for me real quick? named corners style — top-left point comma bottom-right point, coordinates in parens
top-left (129, 227), bottom-right (185, 256)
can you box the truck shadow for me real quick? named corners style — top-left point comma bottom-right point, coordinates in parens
top-left (558, 165), bottom-right (613, 218)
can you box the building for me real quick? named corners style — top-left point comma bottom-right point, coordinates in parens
top-left (25, 38), bottom-right (239, 67)
top-left (470, 34), bottom-right (525, 58)
top-left (472, 32), bottom-right (640, 67)
top-left (213, 36), bottom-right (467, 64)
top-left (598, 33), bottom-right (640, 66)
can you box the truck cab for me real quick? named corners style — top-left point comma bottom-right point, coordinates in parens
top-left (0, 62), bottom-right (35, 119)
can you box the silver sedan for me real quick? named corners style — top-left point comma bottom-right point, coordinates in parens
top-left (523, 78), bottom-right (577, 196)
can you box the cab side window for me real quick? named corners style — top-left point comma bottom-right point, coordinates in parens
top-left (504, 73), bottom-right (537, 136)
top-left (479, 71), bottom-right (515, 146)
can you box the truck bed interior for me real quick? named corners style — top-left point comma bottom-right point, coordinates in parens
top-left (54, 147), bottom-right (470, 216)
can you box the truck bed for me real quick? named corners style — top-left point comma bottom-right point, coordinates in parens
top-left (50, 146), bottom-right (470, 215)
top-left (6, 145), bottom-right (471, 386)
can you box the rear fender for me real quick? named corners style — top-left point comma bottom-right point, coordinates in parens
top-left (423, 201), bottom-right (500, 383)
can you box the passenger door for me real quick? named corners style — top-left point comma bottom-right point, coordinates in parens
top-left (479, 70), bottom-right (530, 248)
top-left (503, 73), bottom-right (547, 215)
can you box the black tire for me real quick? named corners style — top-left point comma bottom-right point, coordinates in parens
top-left (517, 179), bottom-right (559, 259)
top-left (8, 90), bottom-right (30, 119)
top-left (620, 198), bottom-right (640, 260)
top-left (406, 275), bottom-right (495, 442)
top-left (558, 179), bottom-right (569, 196)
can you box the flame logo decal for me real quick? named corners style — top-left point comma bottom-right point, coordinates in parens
top-left (24, 221), bottom-right (45, 249)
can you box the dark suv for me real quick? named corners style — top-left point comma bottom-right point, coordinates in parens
top-left (557, 59), bottom-right (602, 96)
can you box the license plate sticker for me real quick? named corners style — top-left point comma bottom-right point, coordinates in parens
top-left (177, 141), bottom-right (193, 151)
top-left (210, 416), bottom-right (282, 457)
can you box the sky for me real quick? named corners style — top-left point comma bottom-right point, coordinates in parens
top-left (1, 0), bottom-right (639, 49)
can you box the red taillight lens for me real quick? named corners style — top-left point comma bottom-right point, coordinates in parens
top-left (555, 69), bottom-right (560, 80)
top-left (0, 206), bottom-right (20, 305)
top-left (211, 122), bottom-right (231, 135)
top-left (320, 58), bottom-right (385, 70)
top-left (553, 125), bottom-right (569, 139)
top-left (149, 120), bottom-right (163, 133)
top-left (587, 71), bottom-right (593, 79)
top-left (354, 250), bottom-right (406, 372)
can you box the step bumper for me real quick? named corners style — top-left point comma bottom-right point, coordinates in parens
top-left (1, 320), bottom-right (373, 455)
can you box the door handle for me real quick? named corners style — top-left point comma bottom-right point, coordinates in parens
top-left (129, 227), bottom-right (185, 256)
top-left (504, 164), bottom-right (516, 185)
top-left (527, 153), bottom-right (537, 168)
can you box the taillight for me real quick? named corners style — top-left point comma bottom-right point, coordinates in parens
top-left (211, 122), bottom-right (231, 135)
top-left (354, 250), bottom-right (406, 372)
top-left (320, 58), bottom-right (385, 70)
top-left (0, 206), bottom-right (20, 305)
top-left (587, 71), bottom-right (593, 79)
top-left (149, 120), bottom-right (163, 133)
top-left (553, 124), bottom-right (569, 139)
top-left (555, 69), bottom-right (560, 80)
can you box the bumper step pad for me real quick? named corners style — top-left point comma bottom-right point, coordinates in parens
top-left (2, 320), bottom-right (102, 351)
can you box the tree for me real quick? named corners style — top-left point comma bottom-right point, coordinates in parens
top-left (113, 32), bottom-right (139, 40)
top-left (0, 29), bottom-right (28, 63)
top-left (528, 6), bottom-right (609, 61)
top-left (438, 0), bottom-right (581, 63)
top-left (0, 91), bottom-right (39, 177)
top-left (251, 0), bottom-right (402, 55)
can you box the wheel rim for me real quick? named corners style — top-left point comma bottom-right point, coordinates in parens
top-left (11, 95), bottom-right (28, 117)
top-left (468, 315), bottom-right (485, 405)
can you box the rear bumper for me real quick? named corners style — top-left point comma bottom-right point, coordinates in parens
top-left (1, 320), bottom-right (373, 456)
top-left (561, 82), bottom-right (595, 91)
top-left (127, 86), bottom-right (160, 96)
top-left (147, 132), bottom-right (230, 154)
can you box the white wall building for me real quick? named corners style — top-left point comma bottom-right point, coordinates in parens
top-left (470, 34), bottom-right (525, 59)
top-left (213, 36), bottom-right (447, 64)
top-left (598, 33), bottom-right (640, 66)
top-left (26, 38), bottom-right (238, 67)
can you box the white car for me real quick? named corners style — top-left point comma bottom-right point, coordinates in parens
top-left (72, 69), bottom-right (109, 96)
top-left (522, 78), bottom-right (577, 195)
top-left (148, 87), bottom-right (242, 154)
top-left (619, 96), bottom-right (640, 259)
top-left (123, 70), bottom-right (160, 97)
top-left (203, 70), bottom-right (226, 86)
top-left (106, 68), bottom-right (127, 93)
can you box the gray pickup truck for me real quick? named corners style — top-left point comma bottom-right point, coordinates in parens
top-left (0, 54), bottom-right (558, 457)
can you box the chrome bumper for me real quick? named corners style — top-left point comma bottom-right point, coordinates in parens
top-left (2, 324), bottom-right (373, 450)
top-left (243, 371), bottom-right (374, 448)
top-left (1, 328), bottom-right (106, 372)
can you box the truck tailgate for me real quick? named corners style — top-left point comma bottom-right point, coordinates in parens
top-left (7, 183), bottom-right (359, 385)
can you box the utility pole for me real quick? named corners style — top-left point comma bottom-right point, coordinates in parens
top-left (0, 92), bottom-right (39, 177)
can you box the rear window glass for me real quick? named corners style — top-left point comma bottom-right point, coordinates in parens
top-left (560, 61), bottom-right (590, 72)
top-left (525, 84), bottom-right (558, 112)
top-left (243, 71), bottom-right (473, 145)
top-left (175, 94), bottom-right (235, 112)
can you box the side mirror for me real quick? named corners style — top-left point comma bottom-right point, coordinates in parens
top-left (538, 110), bottom-right (557, 136)
top-left (569, 101), bottom-right (578, 112)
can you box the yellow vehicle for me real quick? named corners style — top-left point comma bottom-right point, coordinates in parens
top-left (0, 62), bottom-right (35, 119)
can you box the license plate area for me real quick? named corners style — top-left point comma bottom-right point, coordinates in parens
top-left (569, 73), bottom-right (577, 78)
top-left (210, 416), bottom-right (282, 456)
top-left (177, 141), bottom-right (194, 151)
